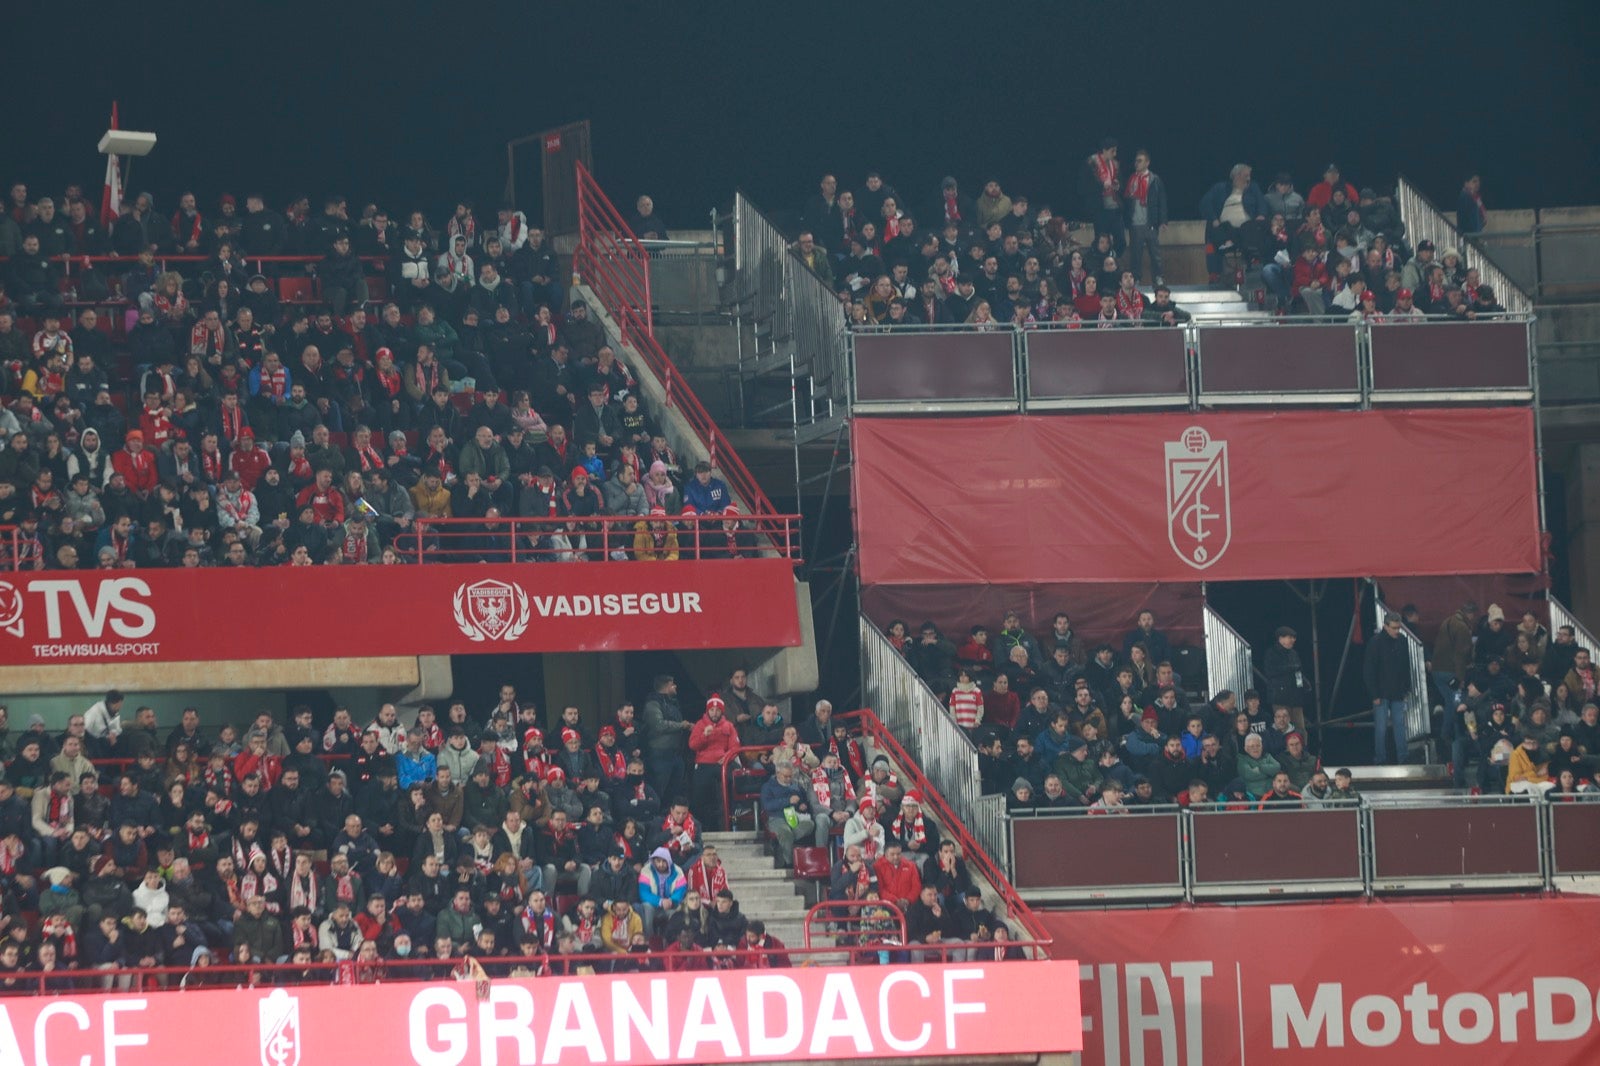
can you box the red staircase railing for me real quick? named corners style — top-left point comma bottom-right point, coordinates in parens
top-left (574, 163), bottom-right (778, 517)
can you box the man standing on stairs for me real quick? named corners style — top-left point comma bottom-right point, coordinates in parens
top-left (688, 695), bottom-right (740, 829)
top-left (1365, 613), bottom-right (1415, 765)
top-left (642, 675), bottom-right (690, 805)
top-left (760, 762), bottom-right (819, 870)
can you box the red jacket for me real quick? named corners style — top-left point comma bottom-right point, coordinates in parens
top-left (1291, 258), bottom-right (1329, 299)
top-left (229, 446), bottom-right (272, 492)
top-left (687, 715), bottom-right (740, 766)
top-left (1306, 180), bottom-right (1359, 209)
top-left (112, 447), bottom-right (158, 495)
top-left (296, 484), bottom-right (346, 524)
top-left (874, 855), bottom-right (922, 908)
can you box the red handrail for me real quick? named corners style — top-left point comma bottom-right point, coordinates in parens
top-left (803, 898), bottom-right (906, 950)
top-left (398, 513), bottom-right (801, 564)
top-left (838, 710), bottom-right (1051, 947)
top-left (0, 525), bottom-right (17, 571)
top-left (572, 163), bottom-right (778, 518)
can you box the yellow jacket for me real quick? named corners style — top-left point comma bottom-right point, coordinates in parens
top-left (1505, 746), bottom-right (1548, 793)
top-left (633, 522), bottom-right (679, 561)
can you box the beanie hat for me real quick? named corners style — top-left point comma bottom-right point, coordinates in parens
top-left (706, 695), bottom-right (726, 712)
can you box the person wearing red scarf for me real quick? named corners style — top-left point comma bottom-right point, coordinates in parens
top-left (1083, 137), bottom-right (1124, 253)
top-left (1115, 272), bottom-right (1147, 319)
top-left (686, 847), bottom-right (729, 900)
top-left (1122, 148), bottom-right (1168, 284)
top-left (111, 431), bottom-right (158, 496)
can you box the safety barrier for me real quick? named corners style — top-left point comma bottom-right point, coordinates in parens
top-left (393, 512), bottom-right (801, 564)
top-left (1372, 593), bottom-right (1432, 744)
top-left (732, 192), bottom-right (853, 428)
top-left (858, 616), bottom-right (998, 862)
top-left (1202, 602), bottom-right (1253, 701)
top-left (574, 165), bottom-right (778, 518)
top-left (1396, 176), bottom-right (1533, 314)
top-left (844, 315), bottom-right (1535, 414)
top-left (1549, 596), bottom-right (1600, 662)
top-left (1009, 794), bottom-right (1579, 902)
top-left (1473, 217), bottom-right (1600, 302)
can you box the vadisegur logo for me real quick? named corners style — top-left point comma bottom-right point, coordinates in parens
top-left (259, 988), bottom-right (300, 1066)
top-left (1165, 426), bottom-right (1231, 570)
top-left (452, 578), bottom-right (532, 642)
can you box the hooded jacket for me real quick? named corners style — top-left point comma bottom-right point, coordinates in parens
top-left (637, 847), bottom-right (687, 907)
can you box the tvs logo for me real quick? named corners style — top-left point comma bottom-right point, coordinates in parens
top-left (452, 579), bottom-right (531, 642)
top-left (258, 989), bottom-right (300, 1066)
top-left (1165, 426), bottom-right (1231, 570)
top-left (0, 582), bottom-right (22, 637)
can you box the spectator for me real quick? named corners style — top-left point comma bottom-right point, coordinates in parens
top-left (759, 763), bottom-right (819, 868)
top-left (1365, 613), bottom-right (1414, 764)
top-left (1457, 175), bottom-right (1488, 235)
top-left (1123, 149), bottom-right (1168, 284)
top-left (1199, 164), bottom-right (1267, 283)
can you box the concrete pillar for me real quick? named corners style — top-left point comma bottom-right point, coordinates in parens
top-left (1564, 442), bottom-right (1600, 623)
top-left (543, 652), bottom-right (626, 734)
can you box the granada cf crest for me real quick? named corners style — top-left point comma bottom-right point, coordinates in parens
top-left (452, 578), bottom-right (532, 642)
top-left (0, 581), bottom-right (22, 637)
top-left (1165, 426), bottom-right (1231, 570)
top-left (258, 989), bottom-right (301, 1066)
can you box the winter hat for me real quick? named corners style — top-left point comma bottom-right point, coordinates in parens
top-left (599, 726), bottom-right (617, 740)
top-left (706, 695), bottom-right (726, 713)
top-left (27, 714), bottom-right (44, 729)
top-left (648, 506), bottom-right (667, 517)
top-left (124, 429), bottom-right (143, 442)
top-left (1140, 708), bottom-right (1160, 724)
top-left (560, 728), bottom-right (581, 745)
top-left (902, 790), bottom-right (923, 806)
top-left (288, 430), bottom-right (306, 448)
top-left (1487, 604), bottom-right (1505, 623)
top-left (92, 856), bottom-right (116, 876)
top-left (43, 867), bottom-right (71, 887)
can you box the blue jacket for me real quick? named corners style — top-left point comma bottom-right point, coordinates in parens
top-left (638, 846), bottom-right (687, 907)
top-left (760, 773), bottom-right (812, 818)
top-left (395, 748), bottom-right (437, 789)
top-left (683, 475), bottom-right (730, 514)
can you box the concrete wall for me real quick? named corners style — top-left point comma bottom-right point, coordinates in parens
top-left (1564, 443), bottom-right (1600, 626)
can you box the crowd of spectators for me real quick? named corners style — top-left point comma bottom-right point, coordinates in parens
top-left (1412, 601), bottom-right (1600, 796)
top-left (888, 609), bottom-right (1357, 811)
top-left (790, 152), bottom-right (1505, 327)
top-left (0, 667), bottom-right (1021, 989)
top-left (0, 183), bottom-right (759, 568)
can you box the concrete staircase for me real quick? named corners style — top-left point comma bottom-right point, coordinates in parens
top-left (703, 830), bottom-right (840, 961)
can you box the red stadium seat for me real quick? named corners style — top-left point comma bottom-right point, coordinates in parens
top-left (279, 277), bottom-right (316, 302)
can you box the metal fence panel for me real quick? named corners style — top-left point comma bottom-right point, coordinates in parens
top-left (1008, 810), bottom-right (1186, 902)
top-left (1396, 177), bottom-right (1532, 314)
top-left (1202, 602), bottom-right (1252, 701)
top-left (1188, 806), bottom-right (1365, 898)
top-left (859, 616), bottom-right (1004, 863)
top-left (1549, 597), bottom-right (1600, 659)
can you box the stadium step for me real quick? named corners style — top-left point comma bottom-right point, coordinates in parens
top-left (699, 832), bottom-right (819, 946)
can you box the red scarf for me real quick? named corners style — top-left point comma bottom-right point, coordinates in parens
top-left (576, 915), bottom-right (596, 944)
top-left (290, 871), bottom-right (319, 912)
top-left (341, 528), bottom-right (370, 564)
top-left (942, 193), bottom-right (962, 224)
top-left (187, 827), bottom-right (210, 853)
top-left (891, 809), bottom-right (927, 849)
top-left (595, 745), bottom-right (626, 780)
top-left (661, 812), bottom-right (698, 853)
top-left (173, 210), bottom-right (203, 246)
top-left (288, 454), bottom-right (312, 481)
top-left (810, 766), bottom-right (856, 810)
top-left (190, 323), bottom-right (225, 360)
top-left (201, 449), bottom-right (224, 482)
top-left (355, 445), bottom-right (384, 471)
top-left (260, 365), bottom-right (287, 400)
top-left (1093, 153), bottom-right (1119, 196)
top-left (47, 790), bottom-right (70, 826)
top-left (1066, 270), bottom-right (1088, 298)
top-left (1116, 289), bottom-right (1145, 319)
top-left (522, 908), bottom-right (556, 949)
top-left (414, 361), bottom-right (440, 395)
top-left (613, 831), bottom-right (636, 860)
top-left (1124, 170), bottom-right (1150, 206)
top-left (332, 873), bottom-right (357, 902)
top-left (375, 367), bottom-right (401, 398)
top-left (220, 405), bottom-right (243, 444)
top-left (688, 860), bottom-right (727, 900)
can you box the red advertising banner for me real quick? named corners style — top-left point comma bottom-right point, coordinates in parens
top-left (1044, 897), bottom-right (1600, 1065)
top-left (853, 409), bottom-right (1541, 585)
top-left (0, 560), bottom-right (801, 665)
top-left (0, 961), bottom-right (1081, 1065)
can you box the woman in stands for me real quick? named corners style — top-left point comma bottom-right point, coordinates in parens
top-left (1071, 275), bottom-right (1102, 318)
top-left (963, 299), bottom-right (995, 331)
top-left (948, 669), bottom-right (984, 732)
top-left (1550, 682), bottom-right (1582, 727)
top-left (864, 276), bottom-right (896, 324)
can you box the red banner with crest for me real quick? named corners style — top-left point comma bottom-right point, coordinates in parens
top-left (853, 409), bottom-right (1541, 585)
top-left (0, 560), bottom-right (800, 665)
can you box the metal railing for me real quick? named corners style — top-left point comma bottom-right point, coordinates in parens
top-left (1372, 592), bottom-right (1432, 745)
top-left (731, 192), bottom-right (852, 428)
top-left (1396, 176), bottom-right (1533, 314)
top-left (0, 524), bottom-right (20, 570)
top-left (1202, 602), bottom-right (1253, 701)
top-left (1008, 793), bottom-right (1587, 903)
top-left (843, 314), bottom-right (1536, 414)
top-left (394, 513), bottom-right (801, 564)
top-left (1463, 218), bottom-right (1600, 303)
top-left (1549, 596), bottom-right (1600, 657)
top-left (858, 615), bottom-right (1003, 863)
top-left (574, 162), bottom-right (652, 345)
top-left (574, 165), bottom-right (779, 518)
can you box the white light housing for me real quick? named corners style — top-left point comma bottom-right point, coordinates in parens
top-left (98, 130), bottom-right (157, 156)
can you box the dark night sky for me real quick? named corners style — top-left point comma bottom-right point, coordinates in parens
top-left (5, 1), bottom-right (1596, 231)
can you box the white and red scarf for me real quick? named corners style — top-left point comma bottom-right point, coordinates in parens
top-left (1124, 170), bottom-right (1151, 206)
top-left (891, 809), bottom-right (927, 850)
top-left (1093, 153), bottom-right (1119, 196)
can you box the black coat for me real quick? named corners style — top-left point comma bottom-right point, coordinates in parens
top-left (1364, 631), bottom-right (1413, 701)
